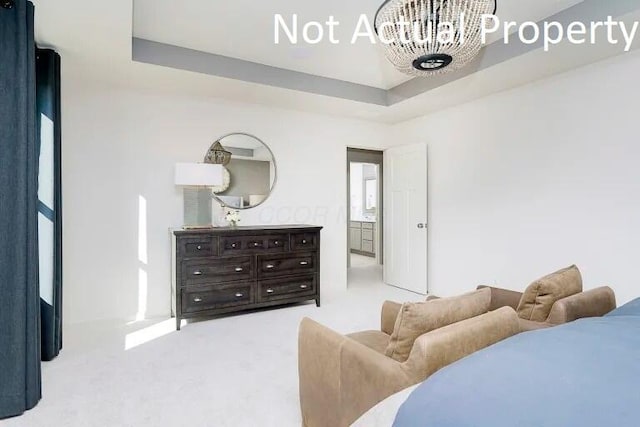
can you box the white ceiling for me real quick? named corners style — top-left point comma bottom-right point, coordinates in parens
top-left (133, 0), bottom-right (583, 90)
top-left (31, 0), bottom-right (640, 124)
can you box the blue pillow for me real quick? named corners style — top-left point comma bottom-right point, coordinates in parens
top-left (606, 297), bottom-right (640, 317)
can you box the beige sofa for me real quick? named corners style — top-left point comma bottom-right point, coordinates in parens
top-left (298, 289), bottom-right (521, 427)
top-left (477, 265), bottom-right (617, 331)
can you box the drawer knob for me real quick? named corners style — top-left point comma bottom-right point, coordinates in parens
top-left (235, 267), bottom-right (244, 272)
top-left (194, 297), bottom-right (203, 303)
top-left (302, 240), bottom-right (307, 244)
top-left (300, 261), bottom-right (309, 266)
top-left (196, 245), bottom-right (202, 250)
top-left (274, 241), bottom-right (280, 245)
top-left (235, 293), bottom-right (244, 298)
top-left (300, 285), bottom-right (308, 289)
top-left (266, 264), bottom-right (275, 269)
top-left (231, 243), bottom-right (237, 248)
top-left (266, 289), bottom-right (275, 294)
top-left (193, 271), bottom-right (203, 276)
top-left (253, 242), bottom-right (259, 247)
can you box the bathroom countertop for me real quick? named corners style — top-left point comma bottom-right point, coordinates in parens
top-left (350, 218), bottom-right (377, 224)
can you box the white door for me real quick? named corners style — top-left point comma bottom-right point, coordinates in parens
top-left (384, 143), bottom-right (428, 294)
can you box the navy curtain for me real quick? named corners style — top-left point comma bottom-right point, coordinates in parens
top-left (36, 48), bottom-right (63, 362)
top-left (0, 0), bottom-right (42, 419)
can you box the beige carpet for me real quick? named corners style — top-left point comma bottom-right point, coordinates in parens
top-left (5, 267), bottom-right (421, 427)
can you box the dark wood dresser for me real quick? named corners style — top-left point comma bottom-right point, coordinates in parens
top-left (172, 225), bottom-right (322, 330)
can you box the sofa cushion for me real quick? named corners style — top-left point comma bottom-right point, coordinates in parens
top-left (348, 330), bottom-right (391, 355)
top-left (516, 265), bottom-right (583, 322)
top-left (384, 288), bottom-right (491, 363)
top-left (518, 318), bottom-right (554, 332)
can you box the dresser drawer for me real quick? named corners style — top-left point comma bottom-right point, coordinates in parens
top-left (258, 253), bottom-right (317, 278)
top-left (290, 232), bottom-right (318, 252)
top-left (182, 256), bottom-right (253, 286)
top-left (362, 229), bottom-right (374, 241)
top-left (220, 234), bottom-right (289, 256)
top-left (177, 235), bottom-right (218, 258)
top-left (258, 275), bottom-right (316, 302)
top-left (182, 283), bottom-right (253, 314)
top-left (362, 222), bottom-right (374, 230)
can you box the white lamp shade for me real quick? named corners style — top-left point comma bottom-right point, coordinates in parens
top-left (175, 163), bottom-right (224, 187)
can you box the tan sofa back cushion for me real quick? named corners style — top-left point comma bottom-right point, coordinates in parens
top-left (516, 265), bottom-right (583, 322)
top-left (408, 307), bottom-right (520, 380)
top-left (384, 288), bottom-right (491, 363)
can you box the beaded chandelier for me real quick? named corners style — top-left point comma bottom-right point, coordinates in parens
top-left (374, 0), bottom-right (497, 76)
top-left (205, 141), bottom-right (232, 166)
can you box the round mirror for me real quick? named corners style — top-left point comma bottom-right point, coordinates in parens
top-left (204, 133), bottom-right (277, 210)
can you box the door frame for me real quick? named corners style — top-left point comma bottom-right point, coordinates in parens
top-left (346, 148), bottom-right (384, 269)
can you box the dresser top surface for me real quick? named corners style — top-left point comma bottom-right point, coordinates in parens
top-left (172, 225), bottom-right (323, 236)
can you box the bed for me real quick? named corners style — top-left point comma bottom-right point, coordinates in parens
top-left (354, 297), bottom-right (640, 427)
top-left (351, 386), bottom-right (418, 427)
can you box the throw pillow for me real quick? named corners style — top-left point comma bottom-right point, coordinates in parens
top-left (516, 265), bottom-right (583, 322)
top-left (385, 288), bottom-right (491, 363)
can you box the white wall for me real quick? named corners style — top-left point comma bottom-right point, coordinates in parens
top-left (350, 163), bottom-right (363, 219)
top-left (62, 49), bottom-right (640, 325)
top-left (61, 73), bottom-right (389, 325)
top-left (392, 51), bottom-right (640, 305)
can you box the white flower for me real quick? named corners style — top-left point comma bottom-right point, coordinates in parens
top-left (225, 210), bottom-right (241, 223)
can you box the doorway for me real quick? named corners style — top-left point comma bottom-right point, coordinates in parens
top-left (347, 149), bottom-right (383, 283)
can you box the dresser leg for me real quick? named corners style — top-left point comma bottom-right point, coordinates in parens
top-left (315, 297), bottom-right (321, 308)
top-left (176, 317), bottom-right (181, 331)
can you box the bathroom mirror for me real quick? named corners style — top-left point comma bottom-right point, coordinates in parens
top-left (204, 133), bottom-right (277, 210)
top-left (365, 179), bottom-right (377, 211)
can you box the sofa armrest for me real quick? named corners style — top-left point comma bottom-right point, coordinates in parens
top-left (299, 318), bottom-right (346, 427)
top-left (406, 307), bottom-right (521, 379)
top-left (381, 301), bottom-right (402, 335)
top-left (546, 286), bottom-right (617, 325)
top-left (299, 317), bottom-right (412, 427)
top-left (477, 285), bottom-right (523, 311)
top-left (340, 339), bottom-right (414, 426)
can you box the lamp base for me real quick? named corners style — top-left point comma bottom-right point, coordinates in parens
top-left (183, 188), bottom-right (213, 228)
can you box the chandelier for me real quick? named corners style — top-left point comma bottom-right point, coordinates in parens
top-left (205, 141), bottom-right (232, 166)
top-left (374, 0), bottom-right (497, 76)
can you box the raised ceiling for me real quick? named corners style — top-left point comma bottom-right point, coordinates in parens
top-left (133, 0), bottom-right (582, 90)
top-left (32, 0), bottom-right (640, 123)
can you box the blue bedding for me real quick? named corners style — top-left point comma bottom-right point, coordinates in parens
top-left (393, 298), bottom-right (640, 427)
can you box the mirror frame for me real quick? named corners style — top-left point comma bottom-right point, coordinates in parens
top-left (204, 132), bottom-right (278, 210)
